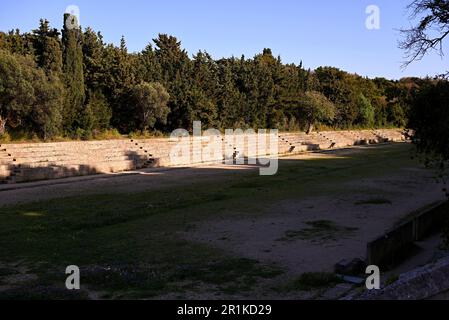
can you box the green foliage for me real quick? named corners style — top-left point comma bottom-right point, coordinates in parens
top-left (357, 93), bottom-right (375, 127)
top-left (62, 13), bottom-right (85, 132)
top-left (408, 80), bottom-right (449, 164)
top-left (0, 15), bottom-right (418, 141)
top-left (301, 91), bottom-right (336, 132)
top-left (399, 0), bottom-right (449, 242)
top-left (32, 19), bottom-right (62, 74)
top-left (0, 32), bottom-right (5, 49)
top-left (82, 28), bottom-right (105, 92)
top-left (0, 50), bottom-right (64, 139)
top-left (0, 50), bottom-right (35, 135)
top-left (30, 73), bottom-right (64, 140)
top-left (131, 82), bottom-right (170, 131)
top-left (84, 90), bottom-right (112, 132)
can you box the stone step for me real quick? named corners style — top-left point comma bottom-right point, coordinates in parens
top-left (0, 129), bottom-right (407, 184)
top-left (11, 150), bottom-right (146, 161)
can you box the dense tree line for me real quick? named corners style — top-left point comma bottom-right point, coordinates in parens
top-left (0, 16), bottom-right (424, 141)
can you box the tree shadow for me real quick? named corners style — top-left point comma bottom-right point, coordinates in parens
top-left (1, 150), bottom-right (152, 184)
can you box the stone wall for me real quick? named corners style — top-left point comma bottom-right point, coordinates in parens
top-left (0, 129), bottom-right (407, 184)
top-left (367, 201), bottom-right (449, 267)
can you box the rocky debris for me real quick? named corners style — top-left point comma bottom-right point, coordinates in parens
top-left (355, 255), bottom-right (449, 300)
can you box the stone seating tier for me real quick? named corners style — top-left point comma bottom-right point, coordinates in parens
top-left (0, 129), bottom-right (407, 184)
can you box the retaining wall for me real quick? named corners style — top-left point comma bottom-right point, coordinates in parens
top-left (0, 128), bottom-right (407, 184)
top-left (367, 201), bottom-right (449, 268)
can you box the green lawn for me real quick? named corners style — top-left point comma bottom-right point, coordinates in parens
top-left (0, 143), bottom-right (419, 299)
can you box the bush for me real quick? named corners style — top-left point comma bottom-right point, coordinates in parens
top-left (93, 128), bottom-right (123, 140)
top-left (72, 128), bottom-right (92, 141)
top-left (0, 132), bottom-right (11, 143)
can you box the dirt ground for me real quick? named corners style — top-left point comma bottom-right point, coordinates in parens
top-left (1, 146), bottom-right (445, 276)
top-left (0, 144), bottom-right (447, 299)
top-left (182, 168), bottom-right (445, 276)
top-left (0, 164), bottom-right (258, 207)
top-left (0, 147), bottom-right (388, 207)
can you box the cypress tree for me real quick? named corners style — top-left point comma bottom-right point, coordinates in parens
top-left (62, 13), bottom-right (85, 132)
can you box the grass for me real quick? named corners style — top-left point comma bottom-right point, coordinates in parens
top-left (277, 220), bottom-right (358, 243)
top-left (0, 143), bottom-right (418, 299)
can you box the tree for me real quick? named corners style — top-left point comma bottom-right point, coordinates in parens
top-left (301, 91), bottom-right (336, 134)
top-left (82, 28), bottom-right (105, 92)
top-left (0, 32), bottom-right (5, 49)
top-left (399, 0), bottom-right (449, 246)
top-left (400, 0), bottom-right (449, 72)
top-left (190, 51), bottom-right (219, 127)
top-left (409, 80), bottom-right (449, 155)
top-left (0, 50), bottom-right (63, 139)
top-left (185, 85), bottom-right (217, 128)
top-left (62, 13), bottom-right (85, 131)
top-left (399, 1), bottom-right (449, 162)
top-left (216, 58), bottom-right (245, 128)
top-left (30, 73), bottom-right (64, 140)
top-left (84, 90), bottom-right (112, 132)
top-left (0, 15), bottom-right (424, 141)
top-left (4, 29), bottom-right (31, 55)
top-left (154, 34), bottom-right (189, 85)
top-left (153, 34), bottom-right (192, 129)
top-left (357, 93), bottom-right (375, 127)
top-left (101, 39), bottom-right (136, 132)
top-left (136, 44), bottom-right (162, 83)
top-left (0, 50), bottom-right (35, 135)
top-left (131, 82), bottom-right (170, 131)
top-left (276, 64), bottom-right (306, 130)
top-left (315, 67), bottom-right (359, 127)
top-left (32, 19), bottom-right (62, 74)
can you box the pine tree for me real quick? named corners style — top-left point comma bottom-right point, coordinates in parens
top-left (137, 44), bottom-right (162, 83)
top-left (216, 58), bottom-right (244, 128)
top-left (153, 34), bottom-right (191, 129)
top-left (191, 51), bottom-right (219, 127)
top-left (101, 37), bottom-right (136, 132)
top-left (84, 90), bottom-right (111, 132)
top-left (154, 34), bottom-right (190, 86)
top-left (82, 28), bottom-right (105, 92)
top-left (32, 19), bottom-right (61, 72)
top-left (5, 29), bottom-right (28, 55)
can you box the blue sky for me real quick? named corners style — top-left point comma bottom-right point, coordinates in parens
top-left (0, 0), bottom-right (447, 79)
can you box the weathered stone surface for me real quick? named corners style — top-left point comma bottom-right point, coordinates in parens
top-left (0, 129), bottom-right (407, 184)
top-left (355, 256), bottom-right (449, 300)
